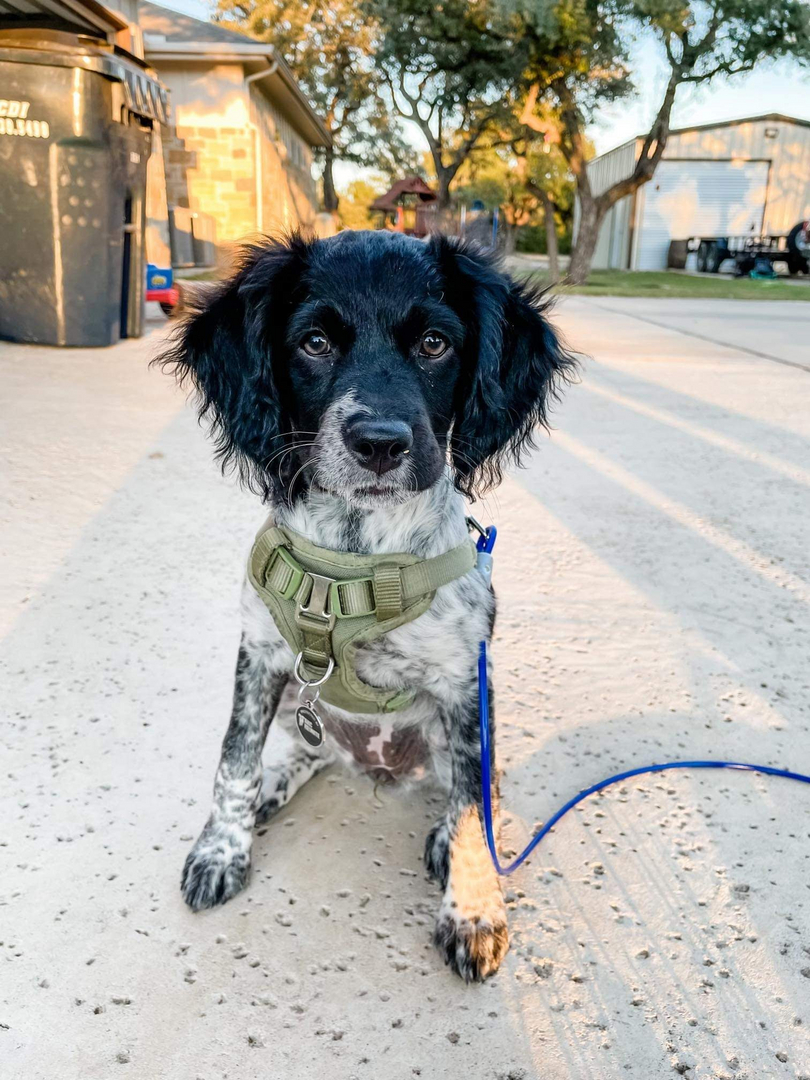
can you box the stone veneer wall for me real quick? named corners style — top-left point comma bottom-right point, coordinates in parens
top-left (163, 122), bottom-right (257, 245)
top-left (250, 88), bottom-right (318, 238)
top-left (151, 61), bottom-right (322, 254)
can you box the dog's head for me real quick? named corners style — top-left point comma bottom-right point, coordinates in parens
top-left (159, 231), bottom-right (575, 506)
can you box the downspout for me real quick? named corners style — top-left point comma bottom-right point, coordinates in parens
top-left (245, 55), bottom-right (278, 235)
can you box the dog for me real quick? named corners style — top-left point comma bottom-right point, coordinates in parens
top-left (157, 229), bottom-right (574, 981)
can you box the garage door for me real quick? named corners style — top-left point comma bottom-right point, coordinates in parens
top-left (635, 159), bottom-right (769, 270)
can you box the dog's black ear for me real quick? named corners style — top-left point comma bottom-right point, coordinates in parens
top-left (155, 236), bottom-right (310, 497)
top-left (430, 236), bottom-right (577, 496)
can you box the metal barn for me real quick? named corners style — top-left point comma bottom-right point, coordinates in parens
top-left (576, 113), bottom-right (810, 271)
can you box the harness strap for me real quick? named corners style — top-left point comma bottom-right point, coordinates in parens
top-left (372, 563), bottom-right (403, 622)
top-left (248, 522), bottom-right (477, 712)
top-left (258, 532), bottom-right (476, 622)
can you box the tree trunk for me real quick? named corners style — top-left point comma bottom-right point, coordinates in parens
top-left (566, 194), bottom-right (606, 285)
top-left (540, 189), bottom-right (559, 281)
top-left (549, 69), bottom-right (682, 284)
top-left (322, 149), bottom-right (339, 214)
top-left (435, 165), bottom-right (453, 211)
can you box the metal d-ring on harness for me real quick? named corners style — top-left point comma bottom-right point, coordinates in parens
top-left (474, 523), bottom-right (810, 876)
top-left (294, 655), bottom-right (334, 747)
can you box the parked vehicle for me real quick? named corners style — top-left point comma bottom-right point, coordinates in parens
top-left (692, 220), bottom-right (809, 277)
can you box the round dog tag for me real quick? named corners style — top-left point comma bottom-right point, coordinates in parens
top-left (296, 702), bottom-right (324, 747)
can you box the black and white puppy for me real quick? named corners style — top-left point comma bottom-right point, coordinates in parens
top-left (159, 230), bottom-right (574, 981)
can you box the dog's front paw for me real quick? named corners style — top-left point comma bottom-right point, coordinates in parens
top-left (434, 893), bottom-right (509, 982)
top-left (181, 824), bottom-right (252, 911)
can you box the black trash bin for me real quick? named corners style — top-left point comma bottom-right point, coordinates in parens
top-left (0, 28), bottom-right (168, 346)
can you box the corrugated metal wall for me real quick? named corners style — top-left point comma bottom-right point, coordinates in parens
top-left (578, 116), bottom-right (810, 269)
top-left (660, 118), bottom-right (810, 234)
top-left (587, 139), bottom-right (638, 196)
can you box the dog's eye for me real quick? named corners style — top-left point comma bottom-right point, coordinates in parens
top-left (419, 331), bottom-right (448, 358)
top-left (301, 332), bottom-right (331, 357)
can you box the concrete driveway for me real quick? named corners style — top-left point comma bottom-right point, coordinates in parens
top-left (574, 296), bottom-right (810, 372)
top-left (1, 298), bottom-right (809, 1079)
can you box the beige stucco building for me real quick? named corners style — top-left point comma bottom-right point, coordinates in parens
top-left (576, 114), bottom-right (810, 270)
top-left (139, 2), bottom-right (330, 251)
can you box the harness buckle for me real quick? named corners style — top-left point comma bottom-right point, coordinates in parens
top-left (295, 572), bottom-right (337, 634)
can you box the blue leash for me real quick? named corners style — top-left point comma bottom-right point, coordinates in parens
top-left (473, 526), bottom-right (810, 877)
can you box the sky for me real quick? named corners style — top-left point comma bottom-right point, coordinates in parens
top-left (158, 0), bottom-right (810, 168)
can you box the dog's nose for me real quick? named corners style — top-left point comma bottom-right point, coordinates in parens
top-left (345, 418), bottom-right (413, 475)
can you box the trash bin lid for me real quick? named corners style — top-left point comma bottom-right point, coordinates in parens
top-left (0, 27), bottom-right (168, 124)
top-left (0, 0), bottom-right (127, 39)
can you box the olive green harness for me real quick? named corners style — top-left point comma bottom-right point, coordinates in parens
top-left (247, 520), bottom-right (477, 714)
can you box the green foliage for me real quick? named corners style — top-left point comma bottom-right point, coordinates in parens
top-left (454, 151), bottom-right (523, 213)
top-left (513, 0), bottom-right (810, 132)
top-left (506, 0), bottom-right (810, 279)
top-left (454, 143), bottom-right (572, 219)
top-left (511, 0), bottom-right (633, 117)
top-left (336, 178), bottom-right (385, 230)
top-left (451, 140), bottom-right (575, 252)
top-left (364, 0), bottom-right (523, 202)
top-left (214, 0), bottom-right (410, 200)
top-left (361, 124), bottom-right (426, 188)
top-left (515, 222), bottom-right (572, 253)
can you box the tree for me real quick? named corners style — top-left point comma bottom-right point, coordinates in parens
top-left (511, 133), bottom-right (573, 278)
top-left (502, 101), bottom-right (579, 278)
top-left (452, 139), bottom-right (573, 269)
top-left (357, 118), bottom-right (428, 190)
top-left (453, 148), bottom-right (539, 253)
top-left (215, 0), bottom-right (399, 212)
top-left (365, 0), bottom-right (521, 208)
top-left (513, 0), bottom-right (810, 281)
top-left (337, 177), bottom-right (385, 230)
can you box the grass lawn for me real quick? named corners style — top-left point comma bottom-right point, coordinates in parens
top-left (535, 269), bottom-right (809, 301)
top-left (175, 269), bottom-right (218, 282)
top-left (176, 267), bottom-right (808, 301)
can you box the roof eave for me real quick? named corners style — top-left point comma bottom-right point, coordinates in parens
top-left (589, 113), bottom-right (810, 167)
top-left (667, 112), bottom-right (810, 138)
top-left (145, 43), bottom-right (330, 147)
top-left (144, 40), bottom-right (274, 58)
top-left (268, 52), bottom-right (331, 148)
top-left (144, 42), bottom-right (331, 147)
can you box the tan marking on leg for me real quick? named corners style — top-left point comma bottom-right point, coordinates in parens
top-left (435, 805), bottom-right (508, 981)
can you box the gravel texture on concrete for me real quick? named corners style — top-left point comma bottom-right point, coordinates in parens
top-left (1, 299), bottom-right (809, 1080)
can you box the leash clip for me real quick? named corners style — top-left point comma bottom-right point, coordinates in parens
top-left (466, 515), bottom-right (488, 541)
top-left (467, 517), bottom-right (496, 584)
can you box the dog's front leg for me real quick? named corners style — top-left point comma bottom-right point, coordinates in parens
top-left (428, 685), bottom-right (508, 982)
top-left (182, 634), bottom-right (287, 910)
